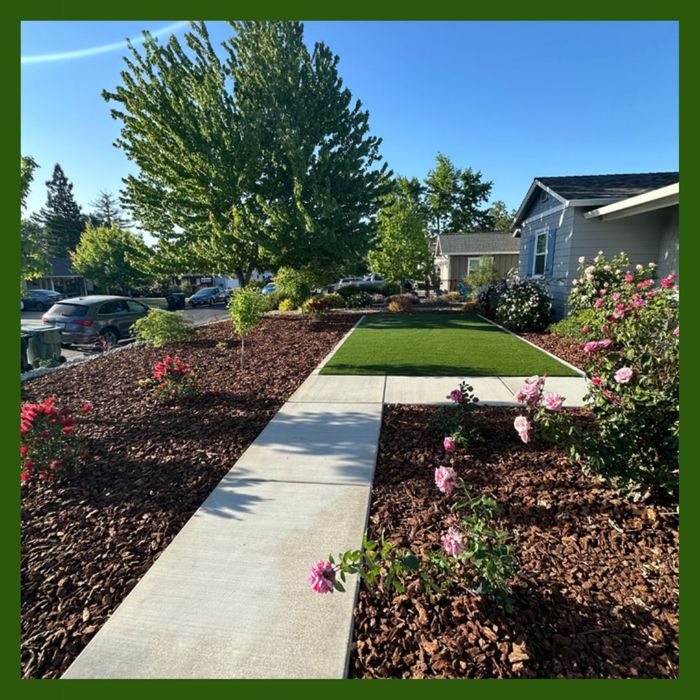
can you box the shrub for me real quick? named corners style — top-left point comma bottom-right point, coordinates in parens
top-left (495, 279), bottom-right (552, 332)
top-left (227, 287), bottom-right (264, 367)
top-left (336, 284), bottom-right (360, 300)
top-left (345, 291), bottom-right (374, 308)
top-left (320, 293), bottom-right (345, 309)
top-left (247, 278), bottom-right (266, 290)
top-left (132, 309), bottom-right (195, 348)
top-left (447, 291), bottom-right (461, 301)
top-left (421, 296), bottom-right (451, 308)
top-left (550, 309), bottom-right (604, 342)
top-left (464, 256), bottom-right (498, 293)
top-left (20, 397), bottom-right (90, 483)
top-left (139, 355), bottom-right (197, 403)
top-left (302, 296), bottom-right (336, 317)
top-left (278, 298), bottom-right (296, 312)
top-left (476, 278), bottom-right (509, 318)
top-left (380, 281), bottom-right (401, 297)
top-left (274, 267), bottom-right (313, 307)
top-left (512, 259), bottom-right (679, 497)
top-left (259, 290), bottom-right (286, 312)
top-left (357, 283), bottom-right (379, 294)
top-left (462, 300), bottom-right (481, 313)
top-left (387, 296), bottom-right (413, 313)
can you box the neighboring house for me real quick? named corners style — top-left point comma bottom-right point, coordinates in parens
top-left (434, 233), bottom-right (521, 292)
top-left (29, 257), bottom-right (92, 297)
top-left (512, 172), bottom-right (679, 318)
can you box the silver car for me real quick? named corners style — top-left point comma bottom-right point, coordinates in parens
top-left (42, 295), bottom-right (150, 347)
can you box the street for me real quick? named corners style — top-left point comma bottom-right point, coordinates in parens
top-left (21, 304), bottom-right (230, 367)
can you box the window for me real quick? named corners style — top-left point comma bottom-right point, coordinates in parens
top-left (533, 229), bottom-right (548, 276)
top-left (467, 256), bottom-right (493, 276)
top-left (126, 300), bottom-right (148, 313)
top-left (99, 300), bottom-right (128, 315)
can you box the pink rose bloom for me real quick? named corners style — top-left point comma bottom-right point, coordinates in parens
top-left (594, 298), bottom-right (604, 309)
top-left (637, 279), bottom-right (653, 289)
top-left (308, 560), bottom-right (336, 594)
top-left (648, 262), bottom-right (656, 268)
top-left (673, 326), bottom-right (679, 337)
top-left (542, 393), bottom-right (565, 412)
top-left (443, 436), bottom-right (456, 453)
top-left (514, 415), bottom-right (531, 444)
top-left (441, 527), bottom-right (465, 557)
top-left (636, 264), bottom-right (643, 271)
top-left (514, 389), bottom-right (527, 403)
top-left (435, 466), bottom-right (457, 495)
top-left (578, 256), bottom-right (586, 264)
top-left (81, 402), bottom-right (92, 413)
top-left (660, 273), bottom-right (677, 288)
top-left (603, 265), bottom-right (611, 272)
top-left (603, 389), bottom-right (621, 405)
top-left (447, 389), bottom-right (463, 403)
top-left (614, 367), bottom-right (634, 384)
top-left (585, 266), bottom-right (595, 279)
top-left (599, 288), bottom-right (607, 296)
top-left (591, 376), bottom-right (602, 387)
top-left (612, 292), bottom-right (621, 301)
top-left (581, 325), bottom-right (589, 334)
top-left (624, 272), bottom-right (634, 283)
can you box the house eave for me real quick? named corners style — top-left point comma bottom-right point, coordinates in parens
top-left (583, 183), bottom-right (679, 221)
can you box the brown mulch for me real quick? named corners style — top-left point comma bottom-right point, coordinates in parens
top-left (20, 314), bottom-right (360, 679)
top-left (519, 331), bottom-right (586, 370)
top-left (350, 405), bottom-right (678, 679)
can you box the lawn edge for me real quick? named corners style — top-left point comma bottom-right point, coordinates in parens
top-left (477, 314), bottom-right (585, 378)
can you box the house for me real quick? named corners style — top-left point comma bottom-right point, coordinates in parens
top-left (434, 233), bottom-right (521, 292)
top-left (28, 257), bottom-right (93, 297)
top-left (511, 172), bottom-right (679, 318)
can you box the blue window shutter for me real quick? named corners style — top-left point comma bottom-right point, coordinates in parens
top-left (526, 235), bottom-right (535, 277)
top-left (544, 228), bottom-right (557, 276)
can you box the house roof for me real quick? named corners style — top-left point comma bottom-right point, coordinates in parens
top-left (512, 171), bottom-right (679, 233)
top-left (436, 233), bottom-right (521, 256)
top-left (536, 172), bottom-right (679, 201)
top-left (50, 257), bottom-right (76, 277)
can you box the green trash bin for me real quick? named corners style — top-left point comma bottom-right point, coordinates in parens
top-left (22, 326), bottom-right (63, 369)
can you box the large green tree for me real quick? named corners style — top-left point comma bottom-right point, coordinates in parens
top-left (103, 21), bottom-right (388, 286)
top-left (486, 200), bottom-right (517, 231)
top-left (368, 177), bottom-right (432, 284)
top-left (424, 153), bottom-right (493, 235)
top-left (21, 156), bottom-right (39, 211)
top-left (71, 224), bottom-right (151, 294)
top-left (32, 164), bottom-right (85, 258)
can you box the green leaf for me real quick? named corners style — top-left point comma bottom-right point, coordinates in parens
top-left (333, 580), bottom-right (346, 593)
top-left (402, 554), bottom-right (420, 571)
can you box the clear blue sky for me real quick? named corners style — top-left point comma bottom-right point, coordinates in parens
top-left (22, 20), bottom-right (678, 239)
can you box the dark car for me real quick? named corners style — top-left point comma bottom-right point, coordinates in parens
top-left (21, 288), bottom-right (65, 311)
top-left (187, 286), bottom-right (230, 307)
top-left (42, 295), bottom-right (150, 347)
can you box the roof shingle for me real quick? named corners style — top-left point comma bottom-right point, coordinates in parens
top-left (537, 172), bottom-right (678, 201)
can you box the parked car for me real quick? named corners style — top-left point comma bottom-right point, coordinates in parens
top-left (261, 282), bottom-right (277, 295)
top-left (187, 286), bottom-right (231, 307)
top-left (361, 273), bottom-right (385, 287)
top-left (21, 288), bottom-right (65, 311)
top-left (336, 277), bottom-right (364, 289)
top-left (42, 295), bottom-right (150, 347)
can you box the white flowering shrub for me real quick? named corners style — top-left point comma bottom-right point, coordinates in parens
top-left (495, 279), bottom-right (552, 332)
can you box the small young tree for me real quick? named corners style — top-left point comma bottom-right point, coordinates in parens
top-left (228, 287), bottom-right (264, 368)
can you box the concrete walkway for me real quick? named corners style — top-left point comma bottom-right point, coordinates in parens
top-left (63, 322), bottom-right (588, 679)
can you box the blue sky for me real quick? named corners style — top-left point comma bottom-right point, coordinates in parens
top-left (22, 20), bottom-right (678, 239)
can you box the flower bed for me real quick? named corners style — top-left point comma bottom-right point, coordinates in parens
top-left (350, 405), bottom-right (678, 679)
top-left (20, 314), bottom-right (360, 679)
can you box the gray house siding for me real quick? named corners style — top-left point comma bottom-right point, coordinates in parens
top-left (657, 207), bottom-right (679, 280)
top-left (518, 207), bottom-right (574, 318)
top-left (521, 191), bottom-right (563, 220)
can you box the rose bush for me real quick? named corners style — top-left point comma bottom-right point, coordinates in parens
top-left (139, 355), bottom-right (197, 403)
top-left (20, 397), bottom-right (91, 483)
top-left (512, 253), bottom-right (679, 497)
top-left (495, 278), bottom-right (552, 332)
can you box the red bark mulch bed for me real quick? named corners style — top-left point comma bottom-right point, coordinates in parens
top-left (350, 405), bottom-right (678, 679)
top-left (21, 314), bottom-right (360, 679)
top-left (519, 331), bottom-right (586, 371)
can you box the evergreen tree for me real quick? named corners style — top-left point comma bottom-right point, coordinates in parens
top-left (90, 190), bottom-right (130, 228)
top-left (453, 167), bottom-right (493, 231)
top-left (21, 156), bottom-right (39, 211)
top-left (486, 200), bottom-right (517, 231)
top-left (33, 164), bottom-right (85, 258)
top-left (21, 156), bottom-right (51, 281)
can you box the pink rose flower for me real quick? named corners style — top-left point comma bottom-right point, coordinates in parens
top-left (614, 367), bottom-right (633, 384)
top-left (591, 376), bottom-right (602, 387)
top-left (624, 272), bottom-right (634, 283)
top-left (637, 279), bottom-right (654, 289)
top-left (612, 292), bottom-right (621, 301)
top-left (660, 273), bottom-right (677, 288)
top-left (435, 466), bottom-right (457, 496)
top-left (81, 402), bottom-right (92, 413)
top-left (441, 527), bottom-right (465, 557)
top-left (447, 389), bottom-right (463, 403)
top-left (443, 436), bottom-right (456, 453)
top-left (578, 256), bottom-right (586, 264)
top-left (542, 393), bottom-right (565, 412)
top-left (514, 415), bottom-right (531, 444)
top-left (636, 264), bottom-right (643, 271)
top-left (594, 298), bottom-right (604, 308)
top-left (308, 559), bottom-right (336, 594)
top-left (673, 326), bottom-right (679, 337)
top-left (581, 325), bottom-right (590, 334)
top-left (584, 266), bottom-right (595, 279)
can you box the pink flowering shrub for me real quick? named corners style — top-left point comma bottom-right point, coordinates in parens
top-left (311, 410), bottom-right (518, 609)
top-left (139, 355), bottom-right (197, 403)
top-left (20, 397), bottom-right (91, 483)
top-left (518, 252), bottom-right (679, 497)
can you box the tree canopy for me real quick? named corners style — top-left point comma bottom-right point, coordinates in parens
top-left (21, 156), bottom-right (51, 281)
top-left (89, 191), bottom-right (130, 229)
top-left (486, 200), bottom-right (517, 231)
top-left (71, 224), bottom-right (151, 294)
top-left (32, 164), bottom-right (85, 258)
top-left (103, 20), bottom-right (389, 286)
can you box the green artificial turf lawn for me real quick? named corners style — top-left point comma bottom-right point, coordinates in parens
top-left (320, 313), bottom-right (580, 377)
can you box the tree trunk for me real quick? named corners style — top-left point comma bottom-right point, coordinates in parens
top-left (235, 269), bottom-right (249, 288)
